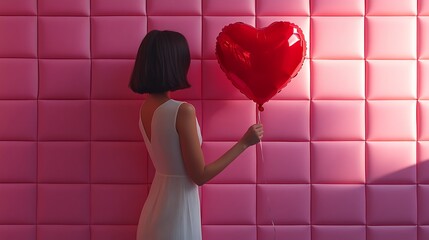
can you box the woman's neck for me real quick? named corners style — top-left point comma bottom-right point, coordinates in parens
top-left (147, 92), bottom-right (170, 101)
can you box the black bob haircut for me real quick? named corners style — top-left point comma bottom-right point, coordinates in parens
top-left (129, 30), bottom-right (191, 94)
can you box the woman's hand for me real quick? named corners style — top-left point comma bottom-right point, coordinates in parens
top-left (239, 124), bottom-right (263, 148)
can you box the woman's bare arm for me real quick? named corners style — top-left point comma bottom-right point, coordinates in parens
top-left (176, 103), bottom-right (263, 186)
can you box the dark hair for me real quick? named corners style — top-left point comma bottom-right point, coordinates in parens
top-left (129, 30), bottom-right (191, 94)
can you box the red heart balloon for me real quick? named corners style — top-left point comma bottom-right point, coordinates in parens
top-left (216, 21), bottom-right (306, 111)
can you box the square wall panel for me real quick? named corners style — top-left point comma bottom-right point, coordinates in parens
top-left (38, 17), bottom-right (90, 59)
top-left (0, 226), bottom-right (35, 240)
top-left (367, 60), bottom-right (417, 100)
top-left (367, 185), bottom-right (417, 225)
top-left (37, 225), bottom-right (89, 240)
top-left (0, 59), bottom-right (38, 99)
top-left (420, 60), bottom-right (429, 99)
top-left (203, 226), bottom-right (256, 240)
top-left (311, 100), bottom-right (365, 140)
top-left (367, 100), bottom-right (417, 140)
top-left (91, 0), bottom-right (146, 16)
top-left (39, 59), bottom-right (90, 99)
top-left (366, 0), bottom-right (417, 16)
top-left (258, 226), bottom-right (310, 240)
top-left (257, 184), bottom-right (310, 224)
top-left (367, 226), bottom-right (417, 240)
top-left (91, 17), bottom-right (147, 59)
top-left (311, 17), bottom-right (364, 59)
top-left (202, 100), bottom-right (255, 141)
top-left (419, 17), bottom-right (429, 59)
top-left (91, 225), bottom-right (137, 240)
top-left (311, 141), bottom-right (365, 184)
top-left (37, 184), bottom-right (89, 224)
top-left (91, 100), bottom-right (142, 141)
top-left (366, 141), bottom-right (416, 184)
top-left (202, 184), bottom-right (256, 224)
top-left (256, 0), bottom-right (309, 16)
top-left (38, 142), bottom-right (90, 183)
top-left (418, 141), bottom-right (429, 183)
top-left (0, 0), bottom-right (36, 15)
top-left (419, 185), bottom-right (429, 224)
top-left (419, 100), bottom-right (429, 139)
top-left (260, 100), bottom-right (310, 141)
top-left (203, 0), bottom-right (255, 16)
top-left (202, 16), bottom-right (255, 59)
top-left (0, 184), bottom-right (36, 224)
top-left (0, 141), bottom-right (37, 183)
top-left (91, 59), bottom-right (140, 100)
top-left (148, 16), bottom-right (202, 58)
top-left (312, 184), bottom-right (365, 224)
top-left (366, 17), bottom-right (417, 59)
top-left (91, 142), bottom-right (147, 184)
top-left (311, 60), bottom-right (365, 100)
top-left (0, 100), bottom-right (37, 141)
top-left (311, 0), bottom-right (364, 16)
top-left (312, 226), bottom-right (366, 240)
top-left (202, 142), bottom-right (256, 183)
top-left (38, 100), bottom-right (90, 141)
top-left (91, 184), bottom-right (147, 224)
top-left (258, 142), bottom-right (310, 184)
top-left (202, 60), bottom-right (248, 100)
top-left (147, 0), bottom-right (201, 15)
top-left (0, 16), bottom-right (37, 58)
top-left (38, 0), bottom-right (89, 16)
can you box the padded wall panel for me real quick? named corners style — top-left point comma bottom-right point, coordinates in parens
top-left (0, 0), bottom-right (36, 15)
top-left (37, 184), bottom-right (90, 224)
top-left (38, 142), bottom-right (90, 183)
top-left (0, 59), bottom-right (38, 99)
top-left (0, 100), bottom-right (37, 140)
top-left (38, 0), bottom-right (90, 16)
top-left (311, 0), bottom-right (364, 16)
top-left (1, 1), bottom-right (428, 240)
top-left (0, 225), bottom-right (36, 240)
top-left (91, 17), bottom-right (147, 59)
top-left (37, 225), bottom-right (90, 240)
top-left (0, 16), bottom-right (37, 58)
top-left (39, 59), bottom-right (91, 99)
top-left (311, 17), bottom-right (364, 59)
top-left (312, 226), bottom-right (366, 240)
top-left (38, 17), bottom-right (90, 59)
top-left (258, 142), bottom-right (310, 183)
top-left (91, 0), bottom-right (146, 16)
top-left (0, 142), bottom-right (37, 183)
top-left (311, 141), bottom-right (365, 184)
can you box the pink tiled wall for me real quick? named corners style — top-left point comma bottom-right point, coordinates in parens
top-left (0, 0), bottom-right (428, 240)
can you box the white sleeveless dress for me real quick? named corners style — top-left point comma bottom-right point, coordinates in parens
top-left (137, 99), bottom-right (202, 240)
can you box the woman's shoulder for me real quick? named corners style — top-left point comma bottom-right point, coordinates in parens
top-left (177, 101), bottom-right (195, 117)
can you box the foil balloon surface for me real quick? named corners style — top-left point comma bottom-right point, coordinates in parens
top-left (216, 21), bottom-right (307, 111)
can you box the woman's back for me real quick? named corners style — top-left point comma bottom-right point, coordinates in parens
top-left (140, 99), bottom-right (201, 175)
top-left (137, 99), bottom-right (202, 240)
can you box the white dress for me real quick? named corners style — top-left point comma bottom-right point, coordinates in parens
top-left (137, 99), bottom-right (202, 240)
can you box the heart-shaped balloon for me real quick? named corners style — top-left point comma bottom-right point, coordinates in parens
top-left (216, 21), bottom-right (306, 111)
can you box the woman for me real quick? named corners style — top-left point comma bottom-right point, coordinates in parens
top-left (129, 30), bottom-right (263, 240)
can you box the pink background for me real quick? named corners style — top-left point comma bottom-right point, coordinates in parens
top-left (0, 0), bottom-right (428, 240)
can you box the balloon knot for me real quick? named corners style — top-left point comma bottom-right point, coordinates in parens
top-left (258, 105), bottom-right (264, 112)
